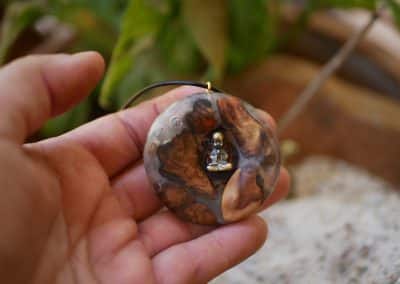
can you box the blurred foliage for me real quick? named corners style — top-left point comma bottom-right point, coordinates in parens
top-left (0, 1), bottom-right (44, 63)
top-left (48, 0), bottom-right (126, 54)
top-left (0, 0), bottom-right (398, 136)
top-left (100, 0), bottom-right (166, 108)
top-left (182, 0), bottom-right (227, 80)
top-left (0, 0), bottom-right (128, 137)
top-left (228, 0), bottom-right (278, 72)
top-left (302, 0), bottom-right (378, 9)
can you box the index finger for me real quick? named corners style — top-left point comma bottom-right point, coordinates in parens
top-left (36, 86), bottom-right (205, 177)
top-left (0, 53), bottom-right (104, 143)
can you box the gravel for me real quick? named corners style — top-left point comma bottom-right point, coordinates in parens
top-left (212, 156), bottom-right (400, 284)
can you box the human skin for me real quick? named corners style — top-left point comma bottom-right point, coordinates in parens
top-left (0, 52), bottom-right (290, 284)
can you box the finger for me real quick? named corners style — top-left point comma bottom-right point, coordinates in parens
top-left (39, 86), bottom-right (204, 177)
top-left (137, 211), bottom-right (213, 257)
top-left (0, 52), bottom-right (104, 143)
top-left (88, 218), bottom-right (138, 266)
top-left (153, 215), bottom-right (267, 284)
top-left (128, 167), bottom-right (288, 257)
top-left (112, 162), bottom-right (162, 220)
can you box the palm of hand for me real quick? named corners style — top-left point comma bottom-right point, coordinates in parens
top-left (7, 140), bottom-right (155, 283)
top-left (0, 53), bottom-right (289, 284)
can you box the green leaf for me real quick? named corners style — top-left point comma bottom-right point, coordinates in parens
top-left (227, 0), bottom-right (277, 72)
top-left (158, 18), bottom-right (202, 74)
top-left (99, 0), bottom-right (168, 109)
top-left (0, 1), bottom-right (44, 64)
top-left (47, 0), bottom-right (127, 57)
top-left (49, 0), bottom-right (127, 31)
top-left (387, 0), bottom-right (400, 27)
top-left (182, 0), bottom-right (228, 80)
top-left (41, 99), bottom-right (91, 137)
top-left (115, 46), bottom-right (170, 107)
top-left (305, 0), bottom-right (378, 10)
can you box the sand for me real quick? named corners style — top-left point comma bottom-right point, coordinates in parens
top-left (213, 156), bottom-right (400, 284)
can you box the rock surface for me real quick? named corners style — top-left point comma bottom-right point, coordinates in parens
top-left (212, 157), bottom-right (400, 284)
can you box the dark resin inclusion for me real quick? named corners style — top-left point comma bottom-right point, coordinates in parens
top-left (144, 93), bottom-right (280, 225)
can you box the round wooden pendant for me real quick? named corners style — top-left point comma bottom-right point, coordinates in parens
top-left (144, 93), bottom-right (280, 225)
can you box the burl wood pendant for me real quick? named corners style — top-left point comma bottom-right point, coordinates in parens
top-left (144, 93), bottom-right (280, 225)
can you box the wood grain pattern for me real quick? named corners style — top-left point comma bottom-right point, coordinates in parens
top-left (218, 96), bottom-right (266, 157)
top-left (159, 185), bottom-right (192, 208)
top-left (182, 203), bottom-right (217, 225)
top-left (144, 93), bottom-right (280, 225)
top-left (186, 99), bottom-right (217, 133)
top-left (158, 131), bottom-right (216, 197)
top-left (221, 169), bottom-right (264, 222)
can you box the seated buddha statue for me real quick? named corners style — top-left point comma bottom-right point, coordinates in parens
top-left (206, 132), bottom-right (233, 172)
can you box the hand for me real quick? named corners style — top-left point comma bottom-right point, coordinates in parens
top-left (0, 53), bottom-right (289, 284)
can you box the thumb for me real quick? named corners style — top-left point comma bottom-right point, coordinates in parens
top-left (0, 52), bottom-right (104, 143)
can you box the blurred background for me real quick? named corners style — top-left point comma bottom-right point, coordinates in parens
top-left (1, 1), bottom-right (399, 283)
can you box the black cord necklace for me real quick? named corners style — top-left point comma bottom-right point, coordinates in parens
top-left (121, 80), bottom-right (223, 110)
top-left (123, 80), bottom-right (280, 225)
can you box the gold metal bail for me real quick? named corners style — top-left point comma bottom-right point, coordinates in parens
top-left (206, 81), bottom-right (212, 95)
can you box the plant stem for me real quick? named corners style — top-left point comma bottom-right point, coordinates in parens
top-left (277, 10), bottom-right (380, 135)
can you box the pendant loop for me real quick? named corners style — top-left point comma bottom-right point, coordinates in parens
top-left (206, 81), bottom-right (212, 95)
top-left (121, 80), bottom-right (222, 110)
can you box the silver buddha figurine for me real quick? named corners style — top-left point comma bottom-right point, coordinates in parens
top-left (206, 132), bottom-right (233, 172)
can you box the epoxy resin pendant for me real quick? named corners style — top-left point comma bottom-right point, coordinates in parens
top-left (144, 92), bottom-right (280, 225)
